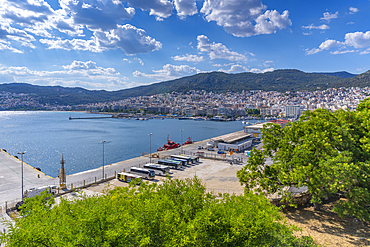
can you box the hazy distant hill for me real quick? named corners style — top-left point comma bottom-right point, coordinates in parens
top-left (0, 69), bottom-right (369, 105)
top-left (315, 71), bottom-right (357, 78)
top-left (113, 69), bottom-right (359, 97)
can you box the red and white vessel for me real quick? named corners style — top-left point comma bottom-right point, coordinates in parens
top-left (183, 137), bottom-right (193, 145)
top-left (157, 135), bottom-right (181, 151)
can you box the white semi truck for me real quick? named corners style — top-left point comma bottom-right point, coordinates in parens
top-left (23, 185), bottom-right (57, 199)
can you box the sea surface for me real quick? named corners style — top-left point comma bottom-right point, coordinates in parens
top-left (0, 111), bottom-right (258, 177)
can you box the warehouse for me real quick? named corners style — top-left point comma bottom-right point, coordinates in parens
top-left (211, 131), bottom-right (253, 152)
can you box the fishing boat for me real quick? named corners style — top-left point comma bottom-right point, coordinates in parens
top-left (157, 135), bottom-right (181, 151)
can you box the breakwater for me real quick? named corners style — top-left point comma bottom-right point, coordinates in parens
top-left (69, 116), bottom-right (113, 120)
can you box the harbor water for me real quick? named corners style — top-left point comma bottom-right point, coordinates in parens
top-left (0, 111), bottom-right (258, 177)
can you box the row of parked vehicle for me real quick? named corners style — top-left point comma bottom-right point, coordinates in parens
top-left (117, 154), bottom-right (199, 184)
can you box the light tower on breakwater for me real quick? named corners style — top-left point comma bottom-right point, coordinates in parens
top-left (59, 154), bottom-right (66, 189)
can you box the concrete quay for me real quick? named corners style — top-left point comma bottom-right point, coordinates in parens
top-left (0, 150), bottom-right (56, 208)
top-left (0, 132), bottom-right (249, 211)
top-left (0, 138), bottom-right (214, 208)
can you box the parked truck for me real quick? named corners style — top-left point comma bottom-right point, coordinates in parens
top-left (23, 185), bottom-right (57, 199)
top-left (16, 185), bottom-right (57, 211)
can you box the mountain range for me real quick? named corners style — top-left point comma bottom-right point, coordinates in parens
top-left (1, 69), bottom-right (369, 106)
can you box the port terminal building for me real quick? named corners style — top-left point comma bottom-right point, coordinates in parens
top-left (210, 131), bottom-right (253, 152)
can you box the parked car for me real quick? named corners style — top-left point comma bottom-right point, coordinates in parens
top-left (207, 147), bottom-right (214, 151)
top-left (217, 150), bottom-right (225, 154)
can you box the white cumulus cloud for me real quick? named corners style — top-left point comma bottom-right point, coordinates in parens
top-left (172, 54), bottom-right (204, 62)
top-left (320, 11), bottom-right (338, 22)
top-left (306, 39), bottom-right (342, 55)
top-left (0, 0), bottom-right (168, 56)
top-left (349, 7), bottom-right (359, 14)
top-left (40, 24), bottom-right (162, 55)
top-left (360, 48), bottom-right (370, 55)
top-left (0, 41), bottom-right (23, 53)
top-left (174, 0), bottom-right (197, 19)
top-left (133, 64), bottom-right (200, 80)
top-left (124, 0), bottom-right (173, 20)
top-left (306, 31), bottom-right (370, 55)
top-left (0, 61), bottom-right (126, 90)
top-left (200, 0), bottom-right (291, 37)
top-left (330, 50), bottom-right (356, 55)
top-left (197, 35), bottom-right (246, 61)
top-left (59, 0), bottom-right (135, 31)
top-left (344, 31), bottom-right (370, 48)
top-left (249, 67), bottom-right (274, 73)
top-left (302, 24), bottom-right (330, 30)
top-left (219, 64), bottom-right (248, 73)
top-left (62, 60), bottom-right (117, 75)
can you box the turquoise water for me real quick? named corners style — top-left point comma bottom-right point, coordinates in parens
top-left (0, 111), bottom-right (252, 177)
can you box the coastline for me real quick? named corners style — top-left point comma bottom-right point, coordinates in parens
top-left (0, 111), bottom-right (249, 177)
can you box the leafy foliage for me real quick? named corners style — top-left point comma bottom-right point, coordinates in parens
top-left (237, 103), bottom-right (370, 221)
top-left (246, 108), bottom-right (260, 115)
top-left (1, 177), bottom-right (317, 246)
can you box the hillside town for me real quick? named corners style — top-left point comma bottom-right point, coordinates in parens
top-left (1, 87), bottom-right (369, 118)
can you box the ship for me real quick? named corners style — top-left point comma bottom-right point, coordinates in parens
top-left (183, 137), bottom-right (193, 145)
top-left (157, 135), bottom-right (181, 151)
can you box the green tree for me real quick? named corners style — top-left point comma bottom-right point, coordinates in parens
top-left (1, 177), bottom-right (317, 246)
top-left (246, 108), bottom-right (260, 115)
top-left (237, 107), bottom-right (370, 221)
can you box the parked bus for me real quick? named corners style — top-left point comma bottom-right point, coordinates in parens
top-left (181, 154), bottom-right (199, 163)
top-left (170, 157), bottom-right (187, 166)
top-left (130, 167), bottom-right (155, 180)
top-left (143, 163), bottom-right (170, 176)
top-left (158, 159), bottom-right (182, 169)
top-left (171, 155), bottom-right (192, 164)
top-left (117, 172), bottom-right (142, 184)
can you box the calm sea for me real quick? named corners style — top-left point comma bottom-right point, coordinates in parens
top-left (0, 111), bottom-right (255, 177)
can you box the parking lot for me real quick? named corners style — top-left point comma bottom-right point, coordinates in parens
top-left (81, 157), bottom-right (246, 196)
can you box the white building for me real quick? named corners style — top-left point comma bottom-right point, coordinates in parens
top-left (211, 131), bottom-right (253, 151)
top-left (285, 105), bottom-right (301, 118)
top-left (243, 122), bottom-right (265, 139)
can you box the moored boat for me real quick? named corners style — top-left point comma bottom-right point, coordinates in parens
top-left (183, 137), bottom-right (193, 145)
top-left (157, 135), bottom-right (181, 151)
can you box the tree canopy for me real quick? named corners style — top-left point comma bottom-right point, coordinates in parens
top-left (237, 99), bottom-right (370, 221)
top-left (1, 177), bottom-right (316, 246)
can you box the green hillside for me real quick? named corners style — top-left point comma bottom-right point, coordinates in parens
top-left (0, 69), bottom-right (369, 105)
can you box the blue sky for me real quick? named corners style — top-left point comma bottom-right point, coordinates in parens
top-left (0, 0), bottom-right (370, 91)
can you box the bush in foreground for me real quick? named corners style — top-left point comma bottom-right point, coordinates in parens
top-left (1, 177), bottom-right (317, 246)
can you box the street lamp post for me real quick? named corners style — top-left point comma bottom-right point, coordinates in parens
top-left (180, 129), bottom-right (183, 154)
top-left (148, 133), bottom-right (153, 163)
top-left (101, 140), bottom-right (106, 180)
top-left (18, 151), bottom-right (26, 201)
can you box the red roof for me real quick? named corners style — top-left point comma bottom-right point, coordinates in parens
top-left (267, 119), bottom-right (290, 125)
